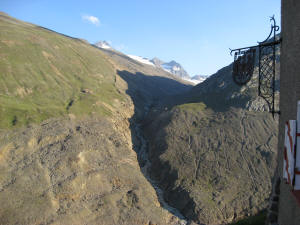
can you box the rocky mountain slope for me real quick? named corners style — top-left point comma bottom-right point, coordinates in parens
top-left (0, 12), bottom-right (279, 225)
top-left (144, 59), bottom-right (279, 224)
top-left (0, 12), bottom-right (191, 225)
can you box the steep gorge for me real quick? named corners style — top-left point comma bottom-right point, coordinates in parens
top-left (0, 12), bottom-right (191, 225)
top-left (0, 12), bottom-right (279, 225)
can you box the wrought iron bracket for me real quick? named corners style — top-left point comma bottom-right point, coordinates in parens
top-left (230, 16), bottom-right (281, 117)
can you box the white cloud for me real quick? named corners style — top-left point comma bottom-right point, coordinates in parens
top-left (82, 15), bottom-right (100, 26)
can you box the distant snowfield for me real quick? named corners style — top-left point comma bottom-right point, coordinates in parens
top-left (127, 55), bottom-right (155, 66)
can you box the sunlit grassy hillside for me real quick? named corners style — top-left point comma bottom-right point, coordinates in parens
top-left (0, 12), bottom-right (124, 128)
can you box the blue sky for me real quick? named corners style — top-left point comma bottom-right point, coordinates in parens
top-left (1, 0), bottom-right (281, 76)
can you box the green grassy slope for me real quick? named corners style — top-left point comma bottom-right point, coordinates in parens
top-left (0, 12), bottom-right (123, 128)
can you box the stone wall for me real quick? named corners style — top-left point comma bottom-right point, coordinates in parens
top-left (277, 0), bottom-right (300, 224)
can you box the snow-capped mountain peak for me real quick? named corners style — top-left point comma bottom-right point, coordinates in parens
top-left (150, 58), bottom-right (190, 80)
top-left (154, 59), bottom-right (209, 84)
top-left (151, 57), bottom-right (165, 67)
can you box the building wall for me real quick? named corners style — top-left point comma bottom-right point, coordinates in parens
top-left (278, 0), bottom-right (300, 224)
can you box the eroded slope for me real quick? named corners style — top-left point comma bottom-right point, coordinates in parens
top-left (145, 62), bottom-right (279, 224)
top-left (0, 116), bottom-right (186, 225)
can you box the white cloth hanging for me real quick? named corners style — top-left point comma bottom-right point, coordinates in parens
top-left (283, 120), bottom-right (296, 186)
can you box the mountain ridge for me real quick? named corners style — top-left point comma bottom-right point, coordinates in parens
top-left (94, 40), bottom-right (208, 85)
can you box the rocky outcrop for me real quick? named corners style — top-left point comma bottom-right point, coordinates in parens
top-left (145, 107), bottom-right (277, 224)
top-left (144, 58), bottom-right (279, 224)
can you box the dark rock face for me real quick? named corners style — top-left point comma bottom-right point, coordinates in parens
top-left (145, 61), bottom-right (279, 224)
top-left (146, 108), bottom-right (277, 224)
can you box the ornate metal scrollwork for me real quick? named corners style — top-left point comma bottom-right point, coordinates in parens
top-left (230, 16), bottom-right (281, 117)
top-left (258, 16), bottom-right (280, 117)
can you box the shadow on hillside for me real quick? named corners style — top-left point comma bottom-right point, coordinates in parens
top-left (144, 123), bottom-right (198, 221)
top-left (117, 70), bottom-right (192, 119)
top-left (117, 69), bottom-right (194, 220)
